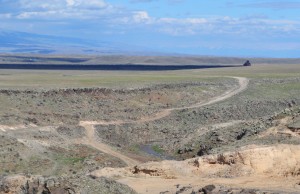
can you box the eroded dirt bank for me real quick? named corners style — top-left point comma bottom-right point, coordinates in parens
top-left (90, 144), bottom-right (300, 194)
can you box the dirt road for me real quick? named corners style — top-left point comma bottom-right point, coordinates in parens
top-left (81, 76), bottom-right (249, 126)
top-left (78, 122), bottom-right (140, 166)
top-left (79, 77), bottom-right (249, 166)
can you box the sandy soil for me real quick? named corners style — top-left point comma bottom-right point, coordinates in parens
top-left (0, 124), bottom-right (37, 132)
top-left (260, 116), bottom-right (300, 138)
top-left (90, 144), bottom-right (300, 194)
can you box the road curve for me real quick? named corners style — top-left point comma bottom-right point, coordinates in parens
top-left (77, 122), bottom-right (140, 166)
top-left (79, 77), bottom-right (249, 166)
top-left (81, 76), bottom-right (249, 126)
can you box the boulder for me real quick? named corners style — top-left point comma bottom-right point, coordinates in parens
top-left (243, 60), bottom-right (251, 67)
top-left (201, 185), bottom-right (216, 194)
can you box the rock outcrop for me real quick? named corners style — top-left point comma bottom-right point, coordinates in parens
top-left (0, 175), bottom-right (137, 194)
top-left (243, 60), bottom-right (251, 66)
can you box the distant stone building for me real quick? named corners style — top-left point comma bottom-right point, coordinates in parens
top-left (243, 60), bottom-right (251, 67)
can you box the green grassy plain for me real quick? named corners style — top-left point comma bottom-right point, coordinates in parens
top-left (0, 64), bottom-right (300, 89)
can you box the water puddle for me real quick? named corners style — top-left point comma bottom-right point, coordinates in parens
top-left (139, 144), bottom-right (175, 160)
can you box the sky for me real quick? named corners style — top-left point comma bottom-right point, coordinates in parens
top-left (0, 0), bottom-right (300, 57)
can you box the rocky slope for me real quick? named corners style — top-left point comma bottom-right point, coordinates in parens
top-left (0, 79), bottom-right (233, 126)
top-left (92, 77), bottom-right (300, 160)
top-left (1, 75), bottom-right (300, 193)
top-left (0, 174), bottom-right (137, 194)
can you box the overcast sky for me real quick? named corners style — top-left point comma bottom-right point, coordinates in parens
top-left (0, 0), bottom-right (300, 57)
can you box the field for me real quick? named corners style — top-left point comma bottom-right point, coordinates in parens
top-left (1, 58), bottom-right (300, 193)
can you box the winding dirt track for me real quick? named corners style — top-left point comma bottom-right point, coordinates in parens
top-left (81, 77), bottom-right (249, 126)
top-left (77, 123), bottom-right (139, 166)
top-left (79, 77), bottom-right (249, 166)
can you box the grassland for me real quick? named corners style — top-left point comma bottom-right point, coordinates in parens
top-left (0, 69), bottom-right (231, 89)
top-left (0, 63), bottom-right (300, 89)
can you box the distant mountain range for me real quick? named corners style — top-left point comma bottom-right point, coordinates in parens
top-left (0, 30), bottom-right (159, 55)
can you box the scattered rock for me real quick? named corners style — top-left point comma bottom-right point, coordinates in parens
top-left (201, 185), bottom-right (216, 194)
top-left (0, 175), bottom-right (137, 194)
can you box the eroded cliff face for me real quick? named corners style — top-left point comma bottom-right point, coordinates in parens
top-left (90, 144), bottom-right (300, 194)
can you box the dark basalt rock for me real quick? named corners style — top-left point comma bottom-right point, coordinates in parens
top-left (243, 60), bottom-right (251, 67)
